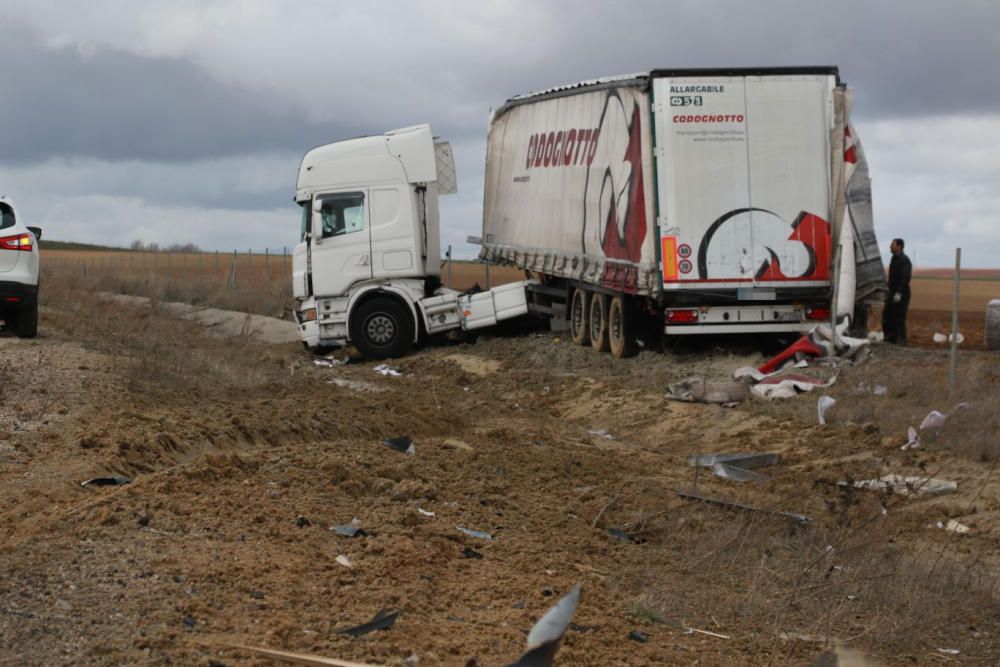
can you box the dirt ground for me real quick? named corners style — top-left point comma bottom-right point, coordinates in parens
top-left (2, 283), bottom-right (1000, 666)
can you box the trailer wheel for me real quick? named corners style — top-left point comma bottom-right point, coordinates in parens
top-left (589, 292), bottom-right (609, 353)
top-left (569, 288), bottom-right (590, 346)
top-left (608, 295), bottom-right (636, 358)
top-left (350, 297), bottom-right (413, 360)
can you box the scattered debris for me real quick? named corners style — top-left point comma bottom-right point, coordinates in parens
top-left (688, 453), bottom-right (779, 470)
top-left (606, 528), bottom-right (642, 544)
top-left (417, 508), bottom-right (436, 517)
top-left (901, 426), bottom-right (921, 451)
top-left (80, 475), bottom-right (132, 487)
top-left (442, 438), bottom-right (473, 451)
top-left (218, 643), bottom-right (384, 666)
top-left (373, 364), bottom-right (402, 376)
top-left (711, 462), bottom-right (769, 484)
top-left (182, 616), bottom-right (197, 629)
top-left (685, 627), bottom-right (730, 639)
top-left (508, 584), bottom-right (581, 666)
top-left (666, 378), bottom-right (748, 405)
top-left (313, 356), bottom-right (349, 368)
top-left (936, 648), bottom-right (961, 655)
top-left (845, 475), bottom-right (957, 496)
top-left (919, 410), bottom-right (948, 431)
top-left (937, 519), bottom-right (970, 534)
top-left (586, 429), bottom-right (615, 439)
top-left (627, 630), bottom-right (649, 643)
top-left (331, 520), bottom-right (368, 538)
top-left (457, 526), bottom-right (493, 541)
top-left (751, 373), bottom-right (837, 400)
top-left (817, 396), bottom-right (836, 425)
top-left (461, 547), bottom-right (483, 559)
top-left (932, 332), bottom-right (964, 345)
top-left (336, 555), bottom-right (354, 568)
top-left (337, 608), bottom-right (399, 637)
top-left (779, 631), bottom-right (838, 644)
top-left (677, 490), bottom-right (809, 526)
top-left (296, 516), bottom-right (311, 528)
top-left (383, 436), bottom-right (415, 455)
top-left (688, 452), bottom-right (779, 486)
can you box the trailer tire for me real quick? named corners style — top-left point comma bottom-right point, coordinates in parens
top-left (589, 292), bottom-right (609, 353)
top-left (350, 296), bottom-right (413, 360)
top-left (570, 288), bottom-right (590, 346)
top-left (608, 295), bottom-right (636, 358)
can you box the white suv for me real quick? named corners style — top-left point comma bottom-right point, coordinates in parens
top-left (0, 196), bottom-right (40, 338)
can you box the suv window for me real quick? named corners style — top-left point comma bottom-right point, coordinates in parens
top-left (317, 192), bottom-right (365, 239)
top-left (0, 203), bottom-right (14, 230)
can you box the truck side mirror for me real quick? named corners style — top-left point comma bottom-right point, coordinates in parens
top-left (27, 226), bottom-right (42, 240)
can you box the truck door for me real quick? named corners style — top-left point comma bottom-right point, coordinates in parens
top-left (309, 189), bottom-right (373, 297)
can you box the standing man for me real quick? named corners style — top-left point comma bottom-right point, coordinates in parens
top-left (883, 238), bottom-right (912, 344)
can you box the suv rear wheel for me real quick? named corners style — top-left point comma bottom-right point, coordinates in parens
top-left (13, 303), bottom-right (37, 338)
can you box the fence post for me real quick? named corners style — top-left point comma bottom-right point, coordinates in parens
top-left (949, 248), bottom-right (962, 399)
top-left (265, 247), bottom-right (269, 280)
top-left (248, 248), bottom-right (252, 287)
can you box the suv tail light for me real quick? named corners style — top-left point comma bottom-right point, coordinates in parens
top-left (666, 309), bottom-right (699, 324)
top-left (805, 305), bottom-right (831, 321)
top-left (0, 233), bottom-right (33, 252)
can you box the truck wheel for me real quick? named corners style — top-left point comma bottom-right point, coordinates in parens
top-left (13, 303), bottom-right (37, 339)
top-left (608, 295), bottom-right (636, 358)
top-left (350, 297), bottom-right (413, 360)
top-left (569, 288), bottom-right (590, 346)
top-left (589, 292), bottom-right (609, 352)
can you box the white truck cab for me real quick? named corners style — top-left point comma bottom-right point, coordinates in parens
top-left (292, 125), bottom-right (532, 358)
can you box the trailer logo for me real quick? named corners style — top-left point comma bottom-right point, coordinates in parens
top-left (697, 208), bottom-right (831, 281)
top-left (581, 90), bottom-right (648, 290)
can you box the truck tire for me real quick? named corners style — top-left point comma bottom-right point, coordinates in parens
top-left (13, 303), bottom-right (37, 339)
top-left (350, 297), bottom-right (413, 360)
top-left (589, 292), bottom-right (609, 353)
top-left (570, 288), bottom-right (590, 346)
top-left (608, 295), bottom-right (636, 358)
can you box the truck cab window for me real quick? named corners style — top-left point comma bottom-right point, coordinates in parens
top-left (299, 202), bottom-right (311, 242)
top-left (317, 192), bottom-right (365, 239)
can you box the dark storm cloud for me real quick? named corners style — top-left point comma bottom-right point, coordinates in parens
top-left (0, 28), bottom-right (362, 165)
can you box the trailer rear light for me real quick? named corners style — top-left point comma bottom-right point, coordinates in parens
top-left (666, 309), bottom-right (699, 324)
top-left (805, 306), bottom-right (831, 321)
top-left (300, 308), bottom-right (317, 322)
top-left (4, 297), bottom-right (21, 303)
top-left (0, 233), bottom-right (33, 251)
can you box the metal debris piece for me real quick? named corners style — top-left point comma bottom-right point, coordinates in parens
top-left (461, 547), bottom-right (483, 559)
top-left (919, 410), bottom-right (948, 431)
top-left (667, 377), bottom-right (748, 404)
top-left (845, 475), bottom-right (957, 496)
top-left (417, 508), bottom-right (436, 517)
top-left (587, 429), bottom-right (615, 439)
top-left (938, 519), bottom-right (970, 534)
top-left (81, 475), bottom-right (132, 487)
top-left (627, 630), bottom-right (649, 643)
top-left (685, 627), bottom-right (729, 639)
top-left (336, 555), bottom-right (354, 568)
top-left (457, 526), bottom-right (493, 541)
top-left (331, 521), bottom-right (368, 538)
top-left (677, 490), bottom-right (810, 526)
top-left (337, 608), bottom-right (399, 637)
top-left (711, 463), bottom-right (768, 484)
top-left (372, 364), bottom-right (402, 376)
top-left (507, 584), bottom-right (581, 667)
top-left (687, 453), bottom-right (779, 470)
top-left (606, 528), bottom-right (643, 544)
top-left (901, 427), bottom-right (921, 451)
top-left (383, 436), bottom-right (415, 455)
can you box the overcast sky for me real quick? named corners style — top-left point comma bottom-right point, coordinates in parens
top-left (1, 0), bottom-right (998, 267)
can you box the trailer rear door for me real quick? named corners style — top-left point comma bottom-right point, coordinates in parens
top-left (652, 74), bottom-right (835, 290)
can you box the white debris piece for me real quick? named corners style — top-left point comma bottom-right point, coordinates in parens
top-left (938, 519), bottom-right (970, 534)
top-left (817, 396), bottom-right (836, 425)
top-left (373, 364), bottom-right (402, 376)
top-left (901, 426), bottom-right (921, 451)
top-left (417, 508), bottom-right (436, 517)
top-left (919, 410), bottom-right (948, 431)
top-left (932, 332), bottom-right (964, 344)
top-left (335, 554), bottom-right (354, 568)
